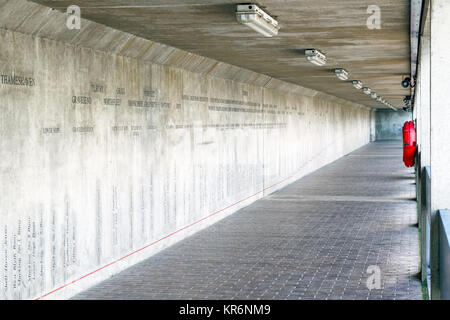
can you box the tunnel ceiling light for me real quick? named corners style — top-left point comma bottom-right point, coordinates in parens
top-left (352, 80), bottom-right (363, 89)
top-left (305, 49), bottom-right (327, 66)
top-left (371, 92), bottom-right (377, 99)
top-left (363, 87), bottom-right (371, 95)
top-left (334, 69), bottom-right (349, 81)
top-left (236, 4), bottom-right (279, 37)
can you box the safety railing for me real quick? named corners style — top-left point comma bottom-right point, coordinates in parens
top-left (439, 210), bottom-right (450, 299)
top-left (420, 165), bottom-right (450, 299)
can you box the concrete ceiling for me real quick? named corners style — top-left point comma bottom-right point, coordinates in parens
top-left (31, 0), bottom-right (411, 109)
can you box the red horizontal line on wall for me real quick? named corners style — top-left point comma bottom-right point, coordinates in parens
top-left (34, 171), bottom-right (298, 300)
top-left (34, 131), bottom-right (353, 300)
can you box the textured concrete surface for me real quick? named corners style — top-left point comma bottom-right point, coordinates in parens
top-left (375, 109), bottom-right (412, 140)
top-left (430, 0), bottom-right (450, 218)
top-left (0, 21), bottom-right (370, 300)
top-left (0, 0), bottom-right (362, 107)
top-left (429, 0), bottom-right (450, 300)
top-left (438, 210), bottom-right (450, 300)
top-left (73, 141), bottom-right (422, 300)
top-left (30, 0), bottom-right (412, 109)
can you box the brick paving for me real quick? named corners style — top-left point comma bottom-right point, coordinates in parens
top-left (74, 141), bottom-right (423, 300)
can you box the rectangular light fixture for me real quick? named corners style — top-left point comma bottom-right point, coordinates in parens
top-left (305, 49), bottom-right (327, 66)
top-left (371, 92), bottom-right (377, 99)
top-left (376, 97), bottom-right (382, 102)
top-left (334, 69), bottom-right (349, 81)
top-left (236, 4), bottom-right (279, 37)
top-left (352, 80), bottom-right (363, 89)
top-left (363, 87), bottom-right (371, 95)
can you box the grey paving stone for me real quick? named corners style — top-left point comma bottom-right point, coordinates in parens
top-left (73, 141), bottom-right (422, 300)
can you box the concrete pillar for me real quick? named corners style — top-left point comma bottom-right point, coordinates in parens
top-left (414, 58), bottom-right (422, 221)
top-left (430, 0), bottom-right (450, 300)
top-left (416, 3), bottom-right (432, 297)
top-left (415, 63), bottom-right (421, 148)
top-left (420, 32), bottom-right (431, 167)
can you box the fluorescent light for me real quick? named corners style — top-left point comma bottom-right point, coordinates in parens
top-left (305, 49), bottom-right (327, 66)
top-left (236, 4), bottom-right (279, 37)
top-left (352, 80), bottom-right (363, 89)
top-left (363, 87), bottom-right (371, 95)
top-left (376, 97), bottom-right (382, 102)
top-left (334, 69), bottom-right (349, 81)
top-left (371, 92), bottom-right (377, 99)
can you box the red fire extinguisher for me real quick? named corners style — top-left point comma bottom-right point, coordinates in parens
top-left (402, 121), bottom-right (416, 167)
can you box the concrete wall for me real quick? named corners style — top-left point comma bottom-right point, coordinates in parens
top-left (375, 109), bottom-right (412, 140)
top-left (0, 2), bottom-right (370, 300)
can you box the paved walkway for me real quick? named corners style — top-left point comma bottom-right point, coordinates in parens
top-left (74, 141), bottom-right (423, 300)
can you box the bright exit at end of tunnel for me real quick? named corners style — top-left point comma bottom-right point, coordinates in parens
top-left (1, 0), bottom-right (450, 311)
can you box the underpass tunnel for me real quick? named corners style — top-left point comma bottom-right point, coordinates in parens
top-left (0, 0), bottom-right (447, 300)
